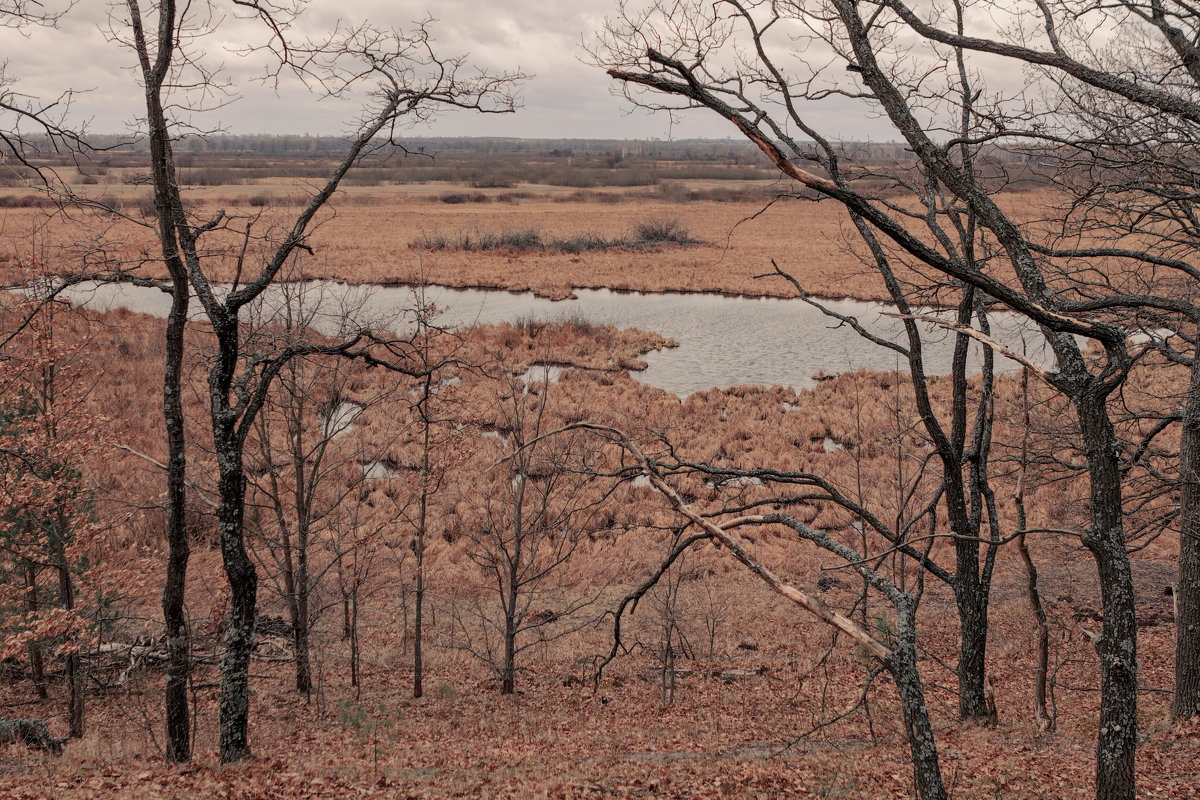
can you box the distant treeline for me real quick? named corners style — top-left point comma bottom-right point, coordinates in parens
top-left (5, 135), bottom-right (1047, 193)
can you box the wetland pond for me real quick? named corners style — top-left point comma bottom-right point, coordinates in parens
top-left (60, 281), bottom-right (1056, 397)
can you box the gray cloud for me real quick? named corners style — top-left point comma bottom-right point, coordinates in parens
top-left (0, 1), bottom-right (886, 141)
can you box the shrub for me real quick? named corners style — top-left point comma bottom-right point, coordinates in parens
top-left (439, 191), bottom-right (488, 204)
top-left (411, 221), bottom-right (699, 253)
top-left (0, 195), bottom-right (54, 209)
top-left (486, 229), bottom-right (542, 251)
top-left (469, 172), bottom-right (516, 189)
top-left (414, 230), bottom-right (450, 251)
top-left (553, 233), bottom-right (613, 254)
top-left (633, 219), bottom-right (696, 246)
top-left (495, 191), bottom-right (533, 204)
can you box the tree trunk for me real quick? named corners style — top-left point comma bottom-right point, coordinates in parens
top-left (1173, 353), bottom-right (1200, 719)
top-left (502, 529), bottom-right (519, 696)
top-left (501, 620), bottom-right (516, 696)
top-left (1017, 531), bottom-right (1054, 731)
top-left (413, 482), bottom-right (427, 699)
top-left (1077, 394), bottom-right (1138, 800)
top-left (139, 3), bottom-right (193, 757)
top-left (888, 606), bottom-right (947, 800)
top-left (24, 565), bottom-right (46, 700)
top-left (54, 551), bottom-right (83, 738)
top-left (1016, 367), bottom-right (1054, 731)
top-left (336, 552), bottom-right (352, 641)
top-left (413, 556), bottom-right (424, 699)
top-left (954, 583), bottom-right (990, 722)
top-left (349, 588), bottom-right (360, 689)
top-left (294, 529), bottom-right (311, 697)
top-left (216, 462), bottom-right (257, 764)
top-left (293, 609), bottom-right (311, 698)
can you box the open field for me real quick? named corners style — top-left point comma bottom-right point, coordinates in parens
top-left (0, 186), bottom-right (1056, 302)
top-left (0, 186), bottom-right (889, 301)
top-left (0, 137), bottom-right (1048, 302)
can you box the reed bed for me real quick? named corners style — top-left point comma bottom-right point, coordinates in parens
top-left (0, 300), bottom-right (1188, 798)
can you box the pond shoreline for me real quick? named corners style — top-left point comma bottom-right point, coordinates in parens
top-left (48, 279), bottom-right (1054, 396)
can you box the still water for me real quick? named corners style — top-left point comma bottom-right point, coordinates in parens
top-left (58, 281), bottom-right (1054, 396)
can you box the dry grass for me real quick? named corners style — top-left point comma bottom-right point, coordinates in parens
top-left (0, 302), bottom-right (1190, 798)
top-left (2, 186), bottom-right (1040, 301)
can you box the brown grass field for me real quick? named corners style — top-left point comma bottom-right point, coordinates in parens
top-left (0, 153), bottom-right (1195, 798)
top-left (1, 170), bottom-right (1057, 303)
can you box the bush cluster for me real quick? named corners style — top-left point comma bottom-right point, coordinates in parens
top-left (412, 219), bottom-right (699, 254)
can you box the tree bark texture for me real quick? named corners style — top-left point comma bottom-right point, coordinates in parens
top-left (161, 283), bottom-right (191, 762)
top-left (1076, 394), bottom-right (1138, 800)
top-left (888, 610), bottom-right (947, 800)
top-left (217, 461), bottom-right (257, 764)
top-left (1174, 353), bottom-right (1200, 719)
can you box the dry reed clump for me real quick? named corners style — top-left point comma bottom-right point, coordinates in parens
top-left (410, 218), bottom-right (699, 255)
top-left (468, 318), bottom-right (676, 374)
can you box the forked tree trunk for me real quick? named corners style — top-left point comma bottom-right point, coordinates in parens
top-left (134, 0), bottom-right (193, 759)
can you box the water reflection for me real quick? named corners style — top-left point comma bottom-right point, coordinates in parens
top-left (57, 281), bottom-right (1055, 396)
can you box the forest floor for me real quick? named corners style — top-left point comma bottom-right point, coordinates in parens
top-left (0, 560), bottom-right (1197, 799)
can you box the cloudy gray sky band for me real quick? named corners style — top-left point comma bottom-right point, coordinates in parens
top-left (1, 0), bottom-right (893, 141)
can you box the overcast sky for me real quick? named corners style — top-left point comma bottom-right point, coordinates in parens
top-left (0, 0), bottom-right (894, 142)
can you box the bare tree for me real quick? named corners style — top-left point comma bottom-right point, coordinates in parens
top-left (596, 3), bottom-right (1143, 797)
top-left (1, 1), bottom-right (87, 172)
top-left (244, 282), bottom-right (406, 698)
top-left (456, 373), bottom-right (607, 695)
top-left (399, 288), bottom-right (470, 700)
top-left (116, 0), bottom-right (522, 762)
top-left (1015, 13), bottom-right (1200, 721)
top-left (603, 0), bottom-right (1011, 728)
